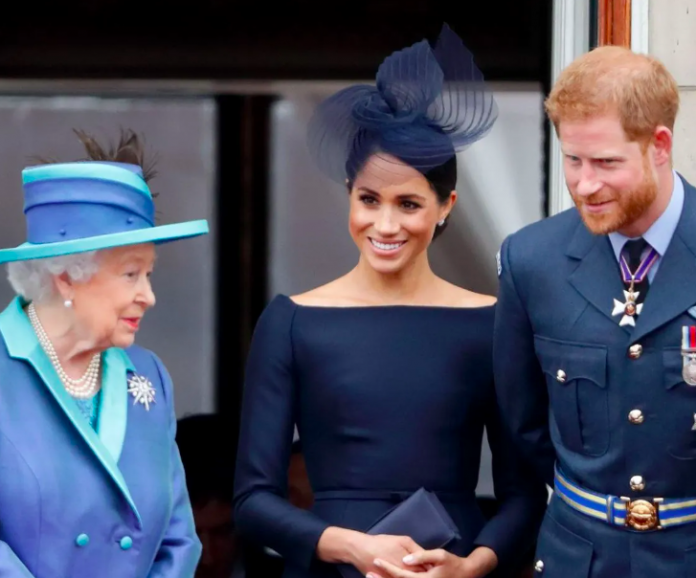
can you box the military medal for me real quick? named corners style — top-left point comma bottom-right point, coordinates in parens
top-left (612, 289), bottom-right (643, 327)
top-left (611, 246), bottom-right (658, 327)
top-left (681, 326), bottom-right (696, 386)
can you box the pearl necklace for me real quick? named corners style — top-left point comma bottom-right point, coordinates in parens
top-left (27, 303), bottom-right (101, 399)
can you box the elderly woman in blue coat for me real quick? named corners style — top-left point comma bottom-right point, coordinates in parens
top-left (0, 130), bottom-right (208, 577)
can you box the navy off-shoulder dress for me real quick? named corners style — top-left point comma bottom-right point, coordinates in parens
top-left (234, 295), bottom-right (547, 578)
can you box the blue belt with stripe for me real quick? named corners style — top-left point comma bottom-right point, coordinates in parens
top-left (554, 467), bottom-right (696, 531)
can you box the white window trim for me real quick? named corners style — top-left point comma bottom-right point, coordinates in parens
top-left (548, 0), bottom-right (591, 216)
top-left (631, 0), bottom-right (650, 54)
top-left (548, 0), bottom-right (649, 216)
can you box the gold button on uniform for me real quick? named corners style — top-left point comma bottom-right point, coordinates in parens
top-left (630, 475), bottom-right (645, 491)
top-left (535, 560), bottom-right (545, 573)
top-left (556, 370), bottom-right (566, 383)
top-left (629, 344), bottom-right (643, 359)
top-left (628, 409), bottom-right (644, 424)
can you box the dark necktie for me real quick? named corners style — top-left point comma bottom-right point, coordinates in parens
top-left (622, 238), bottom-right (650, 304)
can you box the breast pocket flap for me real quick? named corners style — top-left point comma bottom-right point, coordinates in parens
top-left (534, 335), bottom-right (607, 389)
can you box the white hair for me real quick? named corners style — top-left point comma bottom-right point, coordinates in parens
top-left (6, 251), bottom-right (100, 303)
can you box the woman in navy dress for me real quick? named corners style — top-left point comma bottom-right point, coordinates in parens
top-left (233, 25), bottom-right (547, 578)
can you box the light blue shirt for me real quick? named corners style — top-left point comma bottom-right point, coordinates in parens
top-left (608, 170), bottom-right (684, 283)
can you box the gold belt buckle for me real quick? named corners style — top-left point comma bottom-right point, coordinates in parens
top-left (621, 496), bottom-right (663, 531)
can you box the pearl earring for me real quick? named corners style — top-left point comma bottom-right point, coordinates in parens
top-left (438, 219), bottom-right (446, 226)
top-left (64, 299), bottom-right (73, 308)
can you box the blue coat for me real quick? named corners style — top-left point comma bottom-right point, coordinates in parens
top-left (494, 174), bottom-right (696, 577)
top-left (0, 297), bottom-right (201, 577)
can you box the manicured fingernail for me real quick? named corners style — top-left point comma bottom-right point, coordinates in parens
top-left (373, 559), bottom-right (384, 567)
top-left (403, 554), bottom-right (415, 564)
top-left (366, 574), bottom-right (378, 578)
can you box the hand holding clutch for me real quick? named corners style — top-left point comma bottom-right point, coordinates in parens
top-left (338, 488), bottom-right (461, 578)
top-left (371, 547), bottom-right (499, 578)
top-left (346, 534), bottom-right (425, 578)
top-left (317, 528), bottom-right (424, 578)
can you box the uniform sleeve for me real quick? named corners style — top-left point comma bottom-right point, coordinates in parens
top-left (493, 235), bottom-right (555, 486)
top-left (233, 297), bottom-right (330, 571)
top-left (472, 381), bottom-right (548, 570)
top-left (148, 353), bottom-right (203, 578)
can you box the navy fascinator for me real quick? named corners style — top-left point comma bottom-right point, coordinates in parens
top-left (306, 24), bottom-right (498, 184)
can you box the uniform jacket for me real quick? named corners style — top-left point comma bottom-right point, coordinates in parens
top-left (494, 173), bottom-right (696, 577)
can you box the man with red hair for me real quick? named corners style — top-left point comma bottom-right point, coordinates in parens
top-left (494, 45), bottom-right (696, 577)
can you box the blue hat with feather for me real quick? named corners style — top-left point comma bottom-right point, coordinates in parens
top-left (0, 130), bottom-right (208, 264)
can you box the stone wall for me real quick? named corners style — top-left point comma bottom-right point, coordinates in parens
top-left (650, 0), bottom-right (696, 181)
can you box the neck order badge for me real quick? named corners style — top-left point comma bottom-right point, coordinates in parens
top-left (611, 246), bottom-right (659, 327)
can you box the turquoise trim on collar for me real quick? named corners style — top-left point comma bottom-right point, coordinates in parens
top-left (22, 163), bottom-right (152, 198)
top-left (0, 297), bottom-right (40, 359)
top-left (0, 297), bottom-right (141, 523)
top-left (98, 348), bottom-right (134, 466)
top-left (0, 219), bottom-right (208, 264)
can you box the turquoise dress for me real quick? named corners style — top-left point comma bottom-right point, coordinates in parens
top-left (73, 393), bottom-right (102, 430)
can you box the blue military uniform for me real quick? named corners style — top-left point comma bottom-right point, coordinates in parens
top-left (494, 171), bottom-right (696, 577)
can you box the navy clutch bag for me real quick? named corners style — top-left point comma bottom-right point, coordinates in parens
top-left (337, 488), bottom-right (461, 578)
